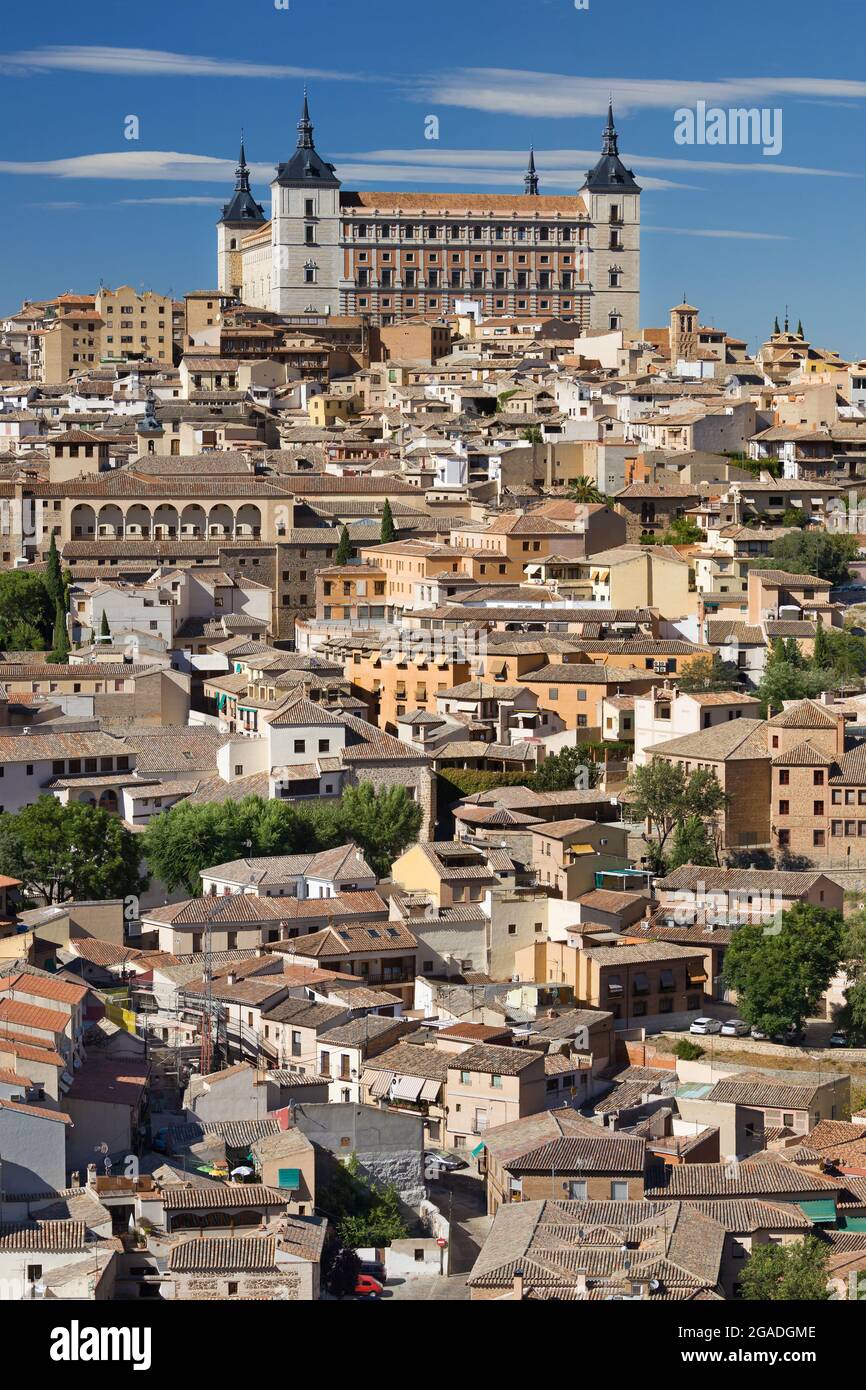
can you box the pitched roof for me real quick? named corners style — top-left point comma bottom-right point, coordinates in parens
top-left (648, 718), bottom-right (768, 762)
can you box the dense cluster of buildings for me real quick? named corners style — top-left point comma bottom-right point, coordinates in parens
top-left (3, 99), bottom-right (866, 1304)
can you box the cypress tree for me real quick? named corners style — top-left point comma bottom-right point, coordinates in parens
top-left (100, 609), bottom-right (111, 640)
top-left (46, 533), bottom-right (63, 608)
top-left (380, 498), bottom-right (397, 544)
top-left (335, 525), bottom-right (352, 565)
top-left (49, 599), bottom-right (70, 664)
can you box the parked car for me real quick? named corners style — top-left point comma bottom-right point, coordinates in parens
top-left (772, 1027), bottom-right (805, 1046)
top-left (690, 1017), bottom-right (722, 1035)
top-left (720, 1019), bottom-right (750, 1037)
top-left (354, 1273), bottom-right (384, 1299)
top-left (750, 1027), bottom-right (768, 1041)
top-left (425, 1149), bottom-right (468, 1174)
top-left (359, 1259), bottom-right (386, 1283)
top-left (829, 1031), bottom-right (849, 1048)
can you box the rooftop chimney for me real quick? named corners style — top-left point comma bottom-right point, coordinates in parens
top-left (512, 1267), bottom-right (525, 1301)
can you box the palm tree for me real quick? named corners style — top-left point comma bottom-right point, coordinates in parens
top-left (567, 476), bottom-right (605, 504)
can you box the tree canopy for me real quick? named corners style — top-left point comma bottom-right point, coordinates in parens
top-left (0, 571), bottom-right (55, 651)
top-left (723, 902), bottom-right (845, 1035)
top-left (532, 745), bottom-right (601, 792)
top-left (739, 1236), bottom-right (829, 1301)
top-left (750, 530), bottom-right (859, 587)
top-left (142, 785), bottom-right (422, 894)
top-left (0, 797), bottom-right (147, 905)
top-left (626, 760), bottom-right (726, 865)
top-left (675, 654), bottom-right (742, 694)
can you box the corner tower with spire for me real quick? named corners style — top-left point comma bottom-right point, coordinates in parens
top-left (579, 103), bottom-right (642, 335)
top-left (269, 90), bottom-right (342, 316)
top-left (524, 148), bottom-right (539, 196)
top-left (216, 136), bottom-right (265, 297)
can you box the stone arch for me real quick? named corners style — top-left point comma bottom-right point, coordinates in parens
top-left (125, 503), bottom-right (152, 537)
top-left (208, 504), bottom-right (234, 537)
top-left (97, 504), bottom-right (124, 538)
top-left (153, 503), bottom-right (179, 539)
top-left (71, 504), bottom-right (96, 538)
top-left (99, 789), bottom-right (119, 815)
top-left (180, 504), bottom-right (207, 537)
top-left (235, 504), bottom-right (261, 538)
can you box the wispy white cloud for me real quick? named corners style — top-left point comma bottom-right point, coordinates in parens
top-left (341, 146), bottom-right (852, 180)
top-left (411, 69), bottom-right (866, 120)
top-left (643, 225), bottom-right (791, 241)
top-left (1, 45), bottom-right (360, 81)
top-left (120, 195), bottom-right (224, 205)
top-left (0, 151), bottom-right (238, 181)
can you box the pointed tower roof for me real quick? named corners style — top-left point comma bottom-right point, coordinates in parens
top-left (524, 147), bottom-right (539, 196)
top-left (581, 103), bottom-right (641, 194)
top-left (219, 134), bottom-right (265, 225)
top-left (274, 90), bottom-right (340, 187)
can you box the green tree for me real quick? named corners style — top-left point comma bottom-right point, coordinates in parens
top-left (626, 760), bottom-right (726, 861)
top-left (822, 629), bottom-right (866, 682)
top-left (781, 507), bottom-right (808, 529)
top-left (142, 786), bottom-right (421, 894)
top-left (739, 1236), bottom-right (829, 1301)
top-left (750, 531), bottom-right (859, 587)
top-left (660, 516), bottom-right (705, 545)
top-left (566, 476), bottom-right (605, 504)
top-left (337, 783), bottom-right (422, 878)
top-left (100, 608), bottom-right (111, 640)
top-left (0, 797), bottom-right (146, 904)
top-left (723, 903), bottom-right (845, 1036)
top-left (812, 620), bottom-right (830, 671)
top-left (521, 424), bottom-right (543, 444)
top-left (48, 599), bottom-right (70, 664)
top-left (0, 571), bottom-right (55, 651)
top-left (675, 654), bottom-right (742, 694)
top-left (532, 745), bottom-right (600, 792)
top-left (756, 660), bottom-right (829, 717)
top-left (380, 498), bottom-right (397, 544)
top-left (667, 815), bottom-right (717, 870)
top-left (335, 526), bottom-right (353, 565)
top-left (46, 533), bottom-right (64, 610)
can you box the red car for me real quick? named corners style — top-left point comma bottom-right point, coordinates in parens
top-left (354, 1273), bottom-right (384, 1298)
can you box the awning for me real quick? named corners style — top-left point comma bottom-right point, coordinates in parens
top-left (367, 1071), bottom-right (394, 1098)
top-left (420, 1078), bottom-right (442, 1102)
top-left (278, 1168), bottom-right (300, 1191)
top-left (471, 1141), bottom-right (486, 1157)
top-left (391, 1075), bottom-right (425, 1103)
top-left (798, 1199), bottom-right (837, 1225)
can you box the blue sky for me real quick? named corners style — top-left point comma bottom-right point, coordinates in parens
top-left (2, 0), bottom-right (865, 356)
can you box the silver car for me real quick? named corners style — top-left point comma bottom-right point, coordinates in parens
top-left (720, 1019), bottom-right (750, 1037)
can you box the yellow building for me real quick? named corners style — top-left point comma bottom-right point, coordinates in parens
top-left (95, 285), bottom-right (172, 364)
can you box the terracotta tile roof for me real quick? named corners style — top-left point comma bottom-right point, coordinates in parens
top-left (645, 1160), bottom-right (840, 1199)
top-left (0, 998), bottom-right (70, 1034)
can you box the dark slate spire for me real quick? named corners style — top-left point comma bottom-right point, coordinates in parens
top-left (297, 88), bottom-right (314, 149)
top-left (582, 102), bottom-right (641, 194)
top-left (524, 147), bottom-right (539, 196)
top-left (274, 89), bottom-right (341, 187)
top-left (219, 132), bottom-right (265, 225)
top-left (602, 102), bottom-right (618, 156)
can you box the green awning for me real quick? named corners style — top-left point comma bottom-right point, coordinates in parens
top-left (839, 1215), bottom-right (866, 1231)
top-left (471, 1142), bottom-right (486, 1158)
top-left (798, 1199), bottom-right (837, 1225)
top-left (278, 1167), bottom-right (301, 1190)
